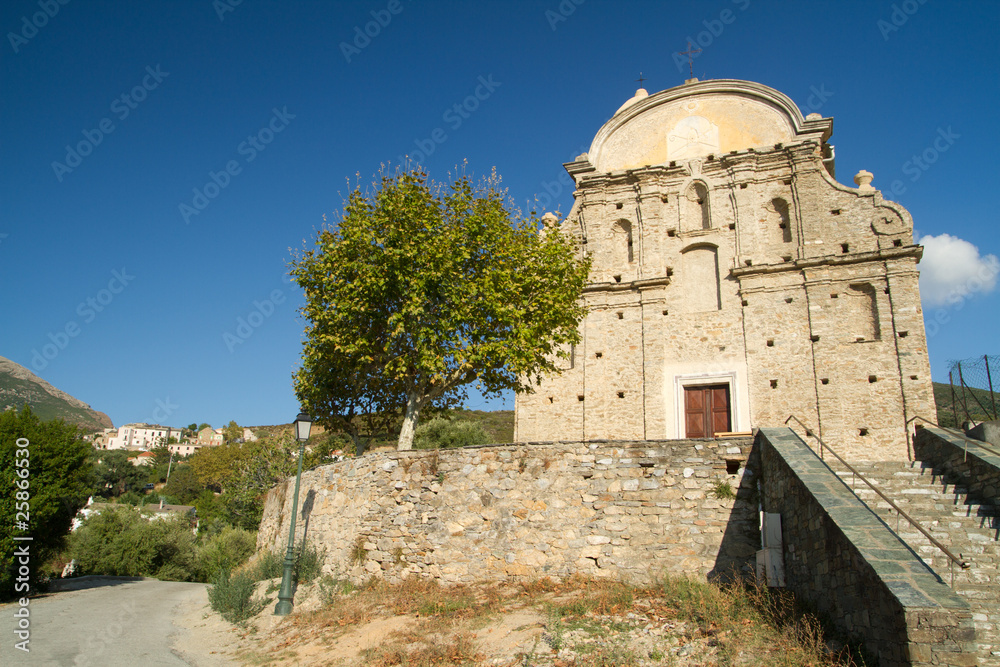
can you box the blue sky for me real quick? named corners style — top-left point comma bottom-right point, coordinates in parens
top-left (2, 0), bottom-right (997, 430)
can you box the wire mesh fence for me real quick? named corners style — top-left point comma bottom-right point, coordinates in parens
top-left (947, 355), bottom-right (999, 425)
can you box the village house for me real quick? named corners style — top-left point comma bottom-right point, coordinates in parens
top-left (104, 422), bottom-right (186, 450)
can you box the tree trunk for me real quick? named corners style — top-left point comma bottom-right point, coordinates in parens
top-left (350, 432), bottom-right (366, 457)
top-left (397, 393), bottom-right (423, 451)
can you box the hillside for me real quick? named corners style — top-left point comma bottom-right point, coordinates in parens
top-left (933, 380), bottom-right (997, 427)
top-left (249, 408), bottom-right (515, 451)
top-left (0, 355), bottom-right (113, 431)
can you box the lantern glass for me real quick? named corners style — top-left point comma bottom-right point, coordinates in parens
top-left (293, 412), bottom-right (313, 442)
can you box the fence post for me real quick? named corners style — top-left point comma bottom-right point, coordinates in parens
top-left (950, 370), bottom-right (959, 427)
top-left (986, 355), bottom-right (997, 420)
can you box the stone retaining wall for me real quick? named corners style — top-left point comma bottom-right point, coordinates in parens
top-left (257, 439), bottom-right (758, 584)
top-left (758, 428), bottom-right (976, 666)
top-left (915, 426), bottom-right (1000, 506)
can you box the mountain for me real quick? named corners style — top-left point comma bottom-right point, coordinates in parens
top-left (0, 355), bottom-right (113, 431)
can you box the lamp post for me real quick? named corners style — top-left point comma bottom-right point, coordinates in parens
top-left (274, 411), bottom-right (313, 616)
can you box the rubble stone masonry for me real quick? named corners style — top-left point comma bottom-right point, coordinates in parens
top-left (257, 439), bottom-right (759, 585)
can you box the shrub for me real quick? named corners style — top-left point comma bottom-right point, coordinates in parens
top-left (295, 542), bottom-right (324, 583)
top-left (246, 543), bottom-right (323, 584)
top-left (194, 526), bottom-right (258, 581)
top-left (413, 417), bottom-right (490, 450)
top-left (207, 569), bottom-right (264, 625)
top-left (251, 549), bottom-right (283, 581)
top-left (69, 506), bottom-right (196, 581)
top-left (711, 480), bottom-right (736, 500)
top-left (117, 490), bottom-right (147, 506)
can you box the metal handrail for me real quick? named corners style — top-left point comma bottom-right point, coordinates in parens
top-left (784, 415), bottom-right (970, 585)
top-left (906, 414), bottom-right (1000, 463)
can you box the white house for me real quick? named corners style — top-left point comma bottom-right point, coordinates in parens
top-left (105, 423), bottom-right (184, 450)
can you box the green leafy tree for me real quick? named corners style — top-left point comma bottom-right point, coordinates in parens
top-left (1, 407), bottom-right (93, 598)
top-left (149, 446), bottom-right (171, 467)
top-left (223, 420), bottom-right (242, 444)
top-left (145, 445), bottom-right (173, 484)
top-left (92, 450), bottom-right (148, 498)
top-left (187, 423), bottom-right (198, 433)
top-left (190, 436), bottom-right (296, 530)
top-left (190, 442), bottom-right (242, 493)
top-left (303, 432), bottom-right (352, 468)
top-left (161, 464), bottom-right (204, 505)
top-left (192, 490), bottom-right (226, 532)
top-left (197, 423), bottom-right (211, 432)
top-left (221, 437), bottom-right (296, 530)
top-left (290, 167), bottom-right (590, 450)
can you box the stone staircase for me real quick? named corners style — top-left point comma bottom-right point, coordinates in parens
top-left (832, 460), bottom-right (1000, 665)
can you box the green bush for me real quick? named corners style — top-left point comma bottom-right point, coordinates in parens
top-left (117, 490), bottom-right (147, 506)
top-left (194, 526), bottom-right (258, 581)
top-left (247, 543), bottom-right (323, 584)
top-left (69, 506), bottom-right (196, 581)
top-left (295, 542), bottom-right (325, 583)
top-left (207, 569), bottom-right (264, 625)
top-left (251, 549), bottom-right (283, 581)
top-left (193, 491), bottom-right (226, 532)
top-left (413, 417), bottom-right (490, 450)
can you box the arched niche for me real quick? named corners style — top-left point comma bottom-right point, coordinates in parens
top-left (682, 182), bottom-right (712, 231)
top-left (771, 197), bottom-right (792, 244)
top-left (613, 219), bottom-right (634, 264)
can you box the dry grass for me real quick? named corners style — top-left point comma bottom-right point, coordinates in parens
top-left (362, 630), bottom-right (482, 666)
top-left (239, 574), bottom-right (866, 666)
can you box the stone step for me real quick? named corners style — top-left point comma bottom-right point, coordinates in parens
top-left (858, 506), bottom-right (999, 526)
top-left (844, 487), bottom-right (999, 516)
top-left (831, 458), bottom-right (1000, 663)
top-left (869, 513), bottom-right (997, 529)
top-left (954, 583), bottom-right (1000, 600)
top-left (853, 497), bottom-right (998, 514)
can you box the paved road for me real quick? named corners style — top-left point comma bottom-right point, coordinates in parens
top-left (0, 577), bottom-right (239, 666)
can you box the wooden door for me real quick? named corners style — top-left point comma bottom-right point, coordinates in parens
top-left (684, 384), bottom-right (731, 438)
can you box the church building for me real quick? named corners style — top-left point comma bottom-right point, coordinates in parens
top-left (514, 79), bottom-right (935, 461)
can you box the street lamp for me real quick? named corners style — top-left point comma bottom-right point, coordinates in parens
top-left (274, 411), bottom-right (313, 616)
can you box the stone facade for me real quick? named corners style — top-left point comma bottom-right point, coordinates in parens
top-left (515, 79), bottom-right (935, 461)
top-left (257, 439), bottom-right (759, 585)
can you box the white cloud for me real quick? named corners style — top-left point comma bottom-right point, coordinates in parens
top-left (917, 233), bottom-right (999, 307)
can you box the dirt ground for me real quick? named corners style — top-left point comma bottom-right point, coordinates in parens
top-left (172, 576), bottom-right (848, 667)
